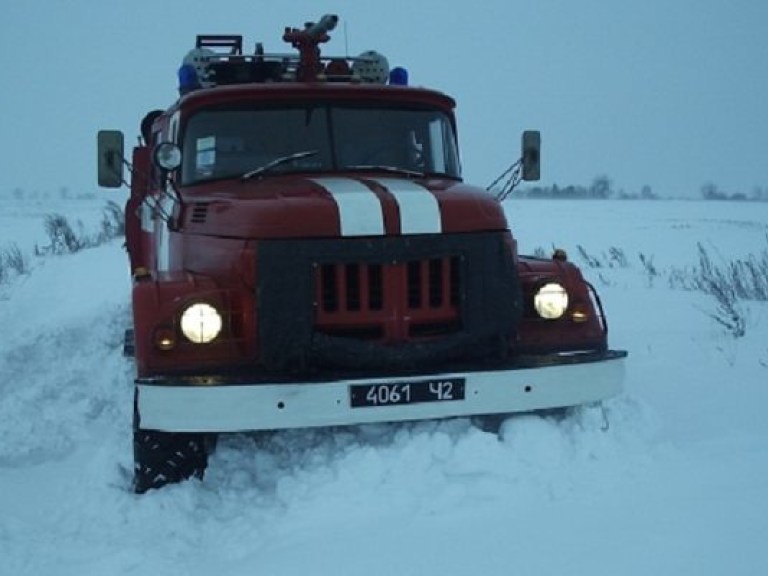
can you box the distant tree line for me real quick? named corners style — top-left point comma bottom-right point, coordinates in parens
top-left (511, 176), bottom-right (768, 202)
top-left (516, 176), bottom-right (658, 200)
top-left (700, 182), bottom-right (768, 202)
top-left (7, 187), bottom-right (97, 201)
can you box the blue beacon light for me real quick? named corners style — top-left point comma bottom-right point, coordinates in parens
top-left (178, 64), bottom-right (201, 94)
top-left (389, 67), bottom-right (409, 86)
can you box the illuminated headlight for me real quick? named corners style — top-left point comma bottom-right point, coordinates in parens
top-left (180, 303), bottom-right (222, 343)
top-left (534, 283), bottom-right (569, 319)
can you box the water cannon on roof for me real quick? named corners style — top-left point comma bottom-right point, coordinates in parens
top-left (283, 14), bottom-right (339, 82)
top-left (293, 14), bottom-right (339, 41)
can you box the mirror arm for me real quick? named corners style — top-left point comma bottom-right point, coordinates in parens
top-left (119, 157), bottom-right (134, 188)
top-left (490, 160), bottom-right (523, 202)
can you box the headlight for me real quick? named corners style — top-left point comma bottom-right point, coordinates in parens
top-left (534, 283), bottom-right (569, 319)
top-left (180, 303), bottom-right (222, 343)
top-left (153, 142), bottom-right (182, 171)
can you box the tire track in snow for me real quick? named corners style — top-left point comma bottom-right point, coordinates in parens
top-left (0, 243), bottom-right (133, 466)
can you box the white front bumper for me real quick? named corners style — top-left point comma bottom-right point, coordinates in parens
top-left (137, 353), bottom-right (626, 433)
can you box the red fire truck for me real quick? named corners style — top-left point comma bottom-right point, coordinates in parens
top-left (98, 15), bottom-right (626, 493)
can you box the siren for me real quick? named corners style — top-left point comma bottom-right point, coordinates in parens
top-left (389, 66), bottom-right (408, 86)
top-left (352, 50), bottom-right (390, 84)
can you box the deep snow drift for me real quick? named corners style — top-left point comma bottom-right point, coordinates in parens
top-left (1, 195), bottom-right (767, 575)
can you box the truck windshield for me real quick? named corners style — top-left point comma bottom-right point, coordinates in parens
top-left (181, 105), bottom-right (461, 184)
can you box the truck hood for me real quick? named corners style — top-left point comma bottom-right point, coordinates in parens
top-left (179, 175), bottom-right (508, 239)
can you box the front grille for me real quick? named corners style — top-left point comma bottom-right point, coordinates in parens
top-left (314, 256), bottom-right (462, 342)
top-left (406, 257), bottom-right (460, 310)
top-left (318, 263), bottom-right (384, 313)
top-left (257, 233), bottom-right (520, 372)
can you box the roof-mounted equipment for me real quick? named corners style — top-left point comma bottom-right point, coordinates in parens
top-left (177, 14), bottom-right (396, 92)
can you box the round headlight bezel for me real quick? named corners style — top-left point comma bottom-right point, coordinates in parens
top-left (180, 302), bottom-right (223, 344)
top-left (153, 142), bottom-right (182, 171)
top-left (534, 282), bottom-right (569, 320)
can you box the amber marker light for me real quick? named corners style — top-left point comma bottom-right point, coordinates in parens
top-left (133, 267), bottom-right (151, 280)
top-left (153, 327), bottom-right (177, 351)
top-left (571, 309), bottom-right (590, 323)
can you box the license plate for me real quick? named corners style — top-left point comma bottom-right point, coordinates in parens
top-left (350, 377), bottom-right (466, 408)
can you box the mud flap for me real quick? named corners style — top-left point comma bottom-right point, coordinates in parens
top-left (132, 393), bottom-right (208, 493)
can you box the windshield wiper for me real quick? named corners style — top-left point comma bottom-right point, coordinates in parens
top-left (241, 150), bottom-right (319, 181)
top-left (342, 165), bottom-right (426, 178)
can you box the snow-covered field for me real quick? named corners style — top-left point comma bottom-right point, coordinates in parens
top-left (1, 194), bottom-right (767, 575)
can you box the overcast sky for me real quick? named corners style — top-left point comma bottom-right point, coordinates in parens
top-left (2, 0), bottom-right (766, 198)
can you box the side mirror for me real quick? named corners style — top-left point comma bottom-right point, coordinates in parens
top-left (97, 130), bottom-right (125, 188)
top-left (521, 130), bottom-right (541, 181)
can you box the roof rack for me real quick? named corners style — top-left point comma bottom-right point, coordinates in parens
top-left (177, 14), bottom-right (403, 93)
top-left (196, 35), bottom-right (243, 56)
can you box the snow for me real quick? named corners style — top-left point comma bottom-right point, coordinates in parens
top-left (1, 195), bottom-right (767, 575)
